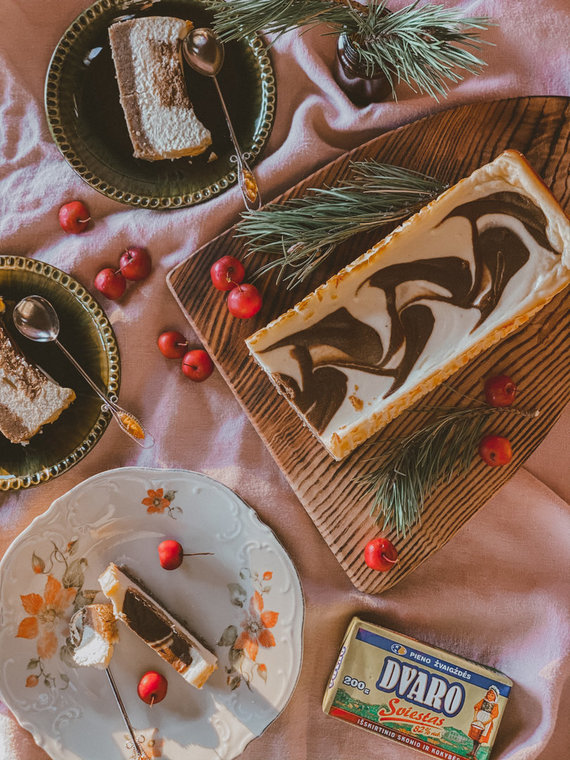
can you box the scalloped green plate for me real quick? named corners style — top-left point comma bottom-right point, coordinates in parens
top-left (45, 0), bottom-right (276, 209)
top-left (0, 257), bottom-right (120, 491)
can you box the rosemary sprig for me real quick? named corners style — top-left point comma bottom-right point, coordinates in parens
top-left (359, 404), bottom-right (539, 536)
top-left (204, 0), bottom-right (492, 100)
top-left (237, 160), bottom-right (445, 288)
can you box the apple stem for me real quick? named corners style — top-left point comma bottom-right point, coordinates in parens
top-left (381, 553), bottom-right (398, 565)
top-left (77, 217), bottom-right (91, 223)
top-left (182, 552), bottom-right (214, 557)
top-left (150, 696), bottom-right (155, 709)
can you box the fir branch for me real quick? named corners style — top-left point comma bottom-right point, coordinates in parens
top-left (359, 404), bottom-right (539, 536)
top-left (204, 0), bottom-right (493, 100)
top-left (204, 0), bottom-right (355, 42)
top-left (237, 160), bottom-right (445, 288)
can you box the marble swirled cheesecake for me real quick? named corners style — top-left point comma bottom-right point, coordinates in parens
top-left (99, 563), bottom-right (217, 688)
top-left (246, 150), bottom-right (570, 460)
top-left (109, 16), bottom-right (212, 161)
top-left (0, 304), bottom-right (75, 444)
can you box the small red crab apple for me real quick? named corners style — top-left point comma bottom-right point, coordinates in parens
top-left (484, 375), bottom-right (518, 407)
top-left (94, 267), bottom-right (126, 300)
top-left (364, 537), bottom-right (399, 572)
top-left (119, 246), bottom-right (152, 281)
top-left (227, 283), bottom-right (262, 319)
top-left (137, 671), bottom-right (168, 705)
top-left (210, 255), bottom-right (245, 291)
top-left (479, 434), bottom-right (512, 467)
top-left (157, 539), bottom-right (213, 570)
top-left (157, 330), bottom-right (188, 359)
top-left (181, 349), bottom-right (214, 381)
top-left (58, 201), bottom-right (91, 234)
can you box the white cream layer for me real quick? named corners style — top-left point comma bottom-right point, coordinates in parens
top-left (128, 17), bottom-right (211, 157)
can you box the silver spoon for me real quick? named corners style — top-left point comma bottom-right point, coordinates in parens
top-left (12, 296), bottom-right (153, 449)
top-left (68, 609), bottom-right (150, 760)
top-left (106, 667), bottom-right (150, 760)
top-left (182, 28), bottom-right (262, 211)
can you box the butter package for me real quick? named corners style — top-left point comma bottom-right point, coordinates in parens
top-left (323, 618), bottom-right (512, 760)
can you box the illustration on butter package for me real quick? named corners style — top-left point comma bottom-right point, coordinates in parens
top-left (323, 618), bottom-right (512, 760)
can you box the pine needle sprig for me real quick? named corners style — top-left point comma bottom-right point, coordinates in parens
top-left (203, 0), bottom-right (355, 43)
top-left (359, 404), bottom-right (540, 536)
top-left (236, 160), bottom-right (445, 289)
top-left (204, 0), bottom-right (493, 100)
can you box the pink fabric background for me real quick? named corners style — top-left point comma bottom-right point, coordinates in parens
top-left (0, 1), bottom-right (569, 758)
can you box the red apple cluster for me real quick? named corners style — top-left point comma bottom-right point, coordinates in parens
top-left (210, 255), bottom-right (262, 319)
top-left (94, 247), bottom-right (152, 300)
top-left (478, 374), bottom-right (518, 467)
top-left (158, 330), bottom-right (214, 382)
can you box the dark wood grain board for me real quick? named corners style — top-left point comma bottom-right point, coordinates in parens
top-left (167, 97), bottom-right (570, 594)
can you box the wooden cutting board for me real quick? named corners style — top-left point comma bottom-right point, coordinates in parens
top-left (167, 97), bottom-right (570, 594)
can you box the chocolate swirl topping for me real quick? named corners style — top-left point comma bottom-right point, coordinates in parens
top-left (262, 191), bottom-right (557, 434)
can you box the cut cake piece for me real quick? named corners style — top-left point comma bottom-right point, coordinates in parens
top-left (109, 16), bottom-right (212, 161)
top-left (0, 317), bottom-right (75, 444)
top-left (69, 604), bottom-right (119, 669)
top-left (246, 150), bottom-right (570, 460)
top-left (99, 563), bottom-right (217, 688)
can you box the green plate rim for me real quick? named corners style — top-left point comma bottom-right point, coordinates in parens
top-left (0, 256), bottom-right (121, 492)
top-left (44, 0), bottom-right (276, 209)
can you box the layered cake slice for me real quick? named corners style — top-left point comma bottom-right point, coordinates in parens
top-left (109, 16), bottom-right (212, 161)
top-left (0, 316), bottom-right (75, 444)
top-left (246, 150), bottom-right (570, 460)
top-left (69, 604), bottom-right (119, 669)
top-left (99, 563), bottom-right (217, 688)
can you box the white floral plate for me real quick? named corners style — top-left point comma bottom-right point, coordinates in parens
top-left (0, 468), bottom-right (304, 760)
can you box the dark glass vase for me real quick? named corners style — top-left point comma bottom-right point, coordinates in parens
top-left (333, 32), bottom-right (392, 107)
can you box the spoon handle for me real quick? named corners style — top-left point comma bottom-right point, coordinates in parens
top-left (213, 76), bottom-right (262, 211)
top-left (54, 338), bottom-right (152, 448)
top-left (105, 667), bottom-right (150, 760)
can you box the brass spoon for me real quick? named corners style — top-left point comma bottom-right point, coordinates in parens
top-left (182, 27), bottom-right (262, 210)
top-left (12, 295), bottom-right (153, 449)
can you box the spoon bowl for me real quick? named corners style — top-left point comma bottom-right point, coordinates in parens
top-left (12, 294), bottom-right (59, 342)
top-left (182, 27), bottom-right (224, 78)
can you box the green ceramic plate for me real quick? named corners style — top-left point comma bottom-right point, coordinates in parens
top-left (44, 0), bottom-right (276, 209)
top-left (0, 257), bottom-right (120, 491)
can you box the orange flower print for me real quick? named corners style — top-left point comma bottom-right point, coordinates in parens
top-left (142, 488), bottom-right (171, 514)
top-left (234, 590), bottom-right (278, 663)
top-left (16, 575), bottom-right (77, 660)
top-left (25, 675), bottom-right (39, 688)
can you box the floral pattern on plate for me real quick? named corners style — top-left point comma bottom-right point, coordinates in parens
top-left (218, 569), bottom-right (278, 690)
top-left (16, 540), bottom-right (98, 691)
top-left (142, 487), bottom-right (182, 518)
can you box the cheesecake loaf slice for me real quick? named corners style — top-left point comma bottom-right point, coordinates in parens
top-left (246, 150), bottom-right (570, 460)
top-left (0, 319), bottom-right (75, 444)
top-left (99, 563), bottom-right (217, 688)
top-left (69, 604), bottom-right (119, 669)
top-left (109, 16), bottom-right (212, 161)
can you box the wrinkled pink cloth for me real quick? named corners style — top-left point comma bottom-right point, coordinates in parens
top-left (0, 1), bottom-right (569, 759)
